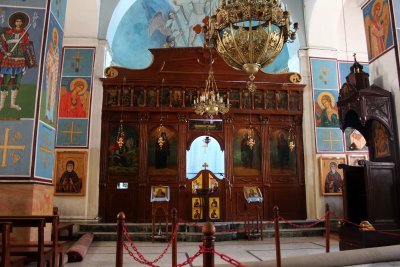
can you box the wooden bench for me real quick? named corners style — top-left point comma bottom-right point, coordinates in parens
top-left (0, 218), bottom-right (50, 267)
top-left (0, 222), bottom-right (25, 267)
top-left (12, 241), bottom-right (66, 267)
top-left (53, 207), bottom-right (74, 241)
top-left (0, 215), bottom-right (61, 267)
top-left (58, 224), bottom-right (74, 241)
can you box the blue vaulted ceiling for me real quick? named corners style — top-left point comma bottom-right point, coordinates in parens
top-left (104, 0), bottom-right (302, 73)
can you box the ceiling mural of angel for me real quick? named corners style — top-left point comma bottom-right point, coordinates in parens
top-left (108, 0), bottom-right (300, 73)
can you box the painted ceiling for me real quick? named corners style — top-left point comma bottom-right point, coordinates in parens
top-left (108, 0), bottom-right (300, 73)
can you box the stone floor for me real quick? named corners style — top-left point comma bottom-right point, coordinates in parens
top-left (60, 236), bottom-right (400, 267)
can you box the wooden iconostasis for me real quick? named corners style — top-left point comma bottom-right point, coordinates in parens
top-left (99, 47), bottom-right (306, 223)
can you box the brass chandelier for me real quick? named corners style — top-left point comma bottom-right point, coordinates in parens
top-left (193, 65), bottom-right (230, 119)
top-left (205, 0), bottom-right (298, 92)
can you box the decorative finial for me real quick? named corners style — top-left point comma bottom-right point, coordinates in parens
top-left (350, 53), bottom-right (363, 74)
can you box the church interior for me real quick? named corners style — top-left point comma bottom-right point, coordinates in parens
top-left (1, 0), bottom-right (400, 266)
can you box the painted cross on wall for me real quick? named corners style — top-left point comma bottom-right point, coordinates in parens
top-left (0, 120), bottom-right (34, 176)
top-left (310, 58), bottom-right (344, 153)
top-left (34, 122), bottom-right (55, 179)
top-left (56, 119), bottom-right (88, 147)
top-left (55, 47), bottom-right (95, 148)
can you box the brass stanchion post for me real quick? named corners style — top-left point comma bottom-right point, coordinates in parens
top-left (172, 208), bottom-right (178, 266)
top-left (273, 206), bottom-right (281, 267)
top-left (325, 203), bottom-right (330, 253)
top-left (116, 212), bottom-right (125, 267)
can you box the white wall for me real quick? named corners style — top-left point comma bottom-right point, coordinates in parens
top-left (55, 0), bottom-right (107, 220)
top-left (300, 0), bottom-right (368, 218)
top-left (64, 0), bottom-right (99, 38)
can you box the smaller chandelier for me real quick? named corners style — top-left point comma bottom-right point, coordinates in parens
top-left (157, 121), bottom-right (165, 149)
top-left (116, 120), bottom-right (125, 151)
top-left (246, 126), bottom-right (256, 150)
top-left (205, 0), bottom-right (299, 92)
top-left (204, 136), bottom-right (211, 146)
top-left (288, 125), bottom-right (295, 151)
top-left (194, 68), bottom-right (230, 119)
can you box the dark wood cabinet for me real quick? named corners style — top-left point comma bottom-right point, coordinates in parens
top-left (337, 59), bottom-right (400, 250)
top-left (340, 161), bottom-right (397, 228)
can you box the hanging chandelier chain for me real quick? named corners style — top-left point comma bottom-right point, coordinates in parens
top-left (193, 0), bottom-right (230, 119)
top-left (285, 83), bottom-right (296, 151)
top-left (158, 78), bottom-right (165, 149)
top-left (116, 76), bottom-right (127, 151)
top-left (204, 0), bottom-right (299, 92)
top-left (121, 76), bottom-right (126, 123)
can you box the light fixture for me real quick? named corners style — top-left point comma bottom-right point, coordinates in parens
top-left (116, 121), bottom-right (125, 151)
top-left (157, 120), bottom-right (165, 149)
top-left (158, 78), bottom-right (165, 149)
top-left (116, 77), bottom-right (126, 151)
top-left (205, 0), bottom-right (299, 92)
top-left (246, 124), bottom-right (256, 150)
top-left (204, 136), bottom-right (211, 146)
top-left (246, 92), bottom-right (255, 150)
top-left (287, 87), bottom-right (295, 151)
top-left (193, 56), bottom-right (230, 119)
top-left (204, 126), bottom-right (211, 146)
top-left (288, 124), bottom-right (295, 151)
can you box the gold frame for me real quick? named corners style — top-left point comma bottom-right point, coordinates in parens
top-left (319, 156), bottom-right (346, 196)
top-left (243, 186), bottom-right (263, 202)
top-left (54, 151), bottom-right (87, 196)
top-left (150, 185), bottom-right (170, 202)
top-left (347, 154), bottom-right (368, 166)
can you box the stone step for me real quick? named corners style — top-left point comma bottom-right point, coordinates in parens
top-left (78, 226), bottom-right (326, 242)
top-left (78, 220), bottom-right (329, 233)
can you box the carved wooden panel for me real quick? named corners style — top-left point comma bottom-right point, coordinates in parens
top-left (100, 48), bottom-right (306, 222)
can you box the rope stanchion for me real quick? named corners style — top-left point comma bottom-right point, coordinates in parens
top-left (175, 248), bottom-right (203, 267)
top-left (202, 222), bottom-right (216, 267)
top-left (171, 208), bottom-right (178, 267)
top-left (116, 212), bottom-right (125, 267)
top-left (123, 223), bottom-right (178, 265)
top-left (278, 213), bottom-right (327, 228)
top-left (201, 246), bottom-right (245, 267)
top-left (273, 206), bottom-right (281, 267)
top-left (325, 203), bottom-right (330, 253)
top-left (183, 220), bottom-right (274, 233)
top-left (330, 211), bottom-right (400, 238)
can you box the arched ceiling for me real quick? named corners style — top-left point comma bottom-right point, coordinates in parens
top-left (98, 0), bottom-right (304, 72)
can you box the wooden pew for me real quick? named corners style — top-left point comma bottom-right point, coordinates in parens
top-left (0, 218), bottom-right (51, 267)
top-left (0, 215), bottom-right (64, 267)
top-left (53, 207), bottom-right (74, 241)
top-left (1, 222), bottom-right (11, 267)
top-left (57, 224), bottom-right (74, 241)
top-left (1, 222), bottom-right (25, 267)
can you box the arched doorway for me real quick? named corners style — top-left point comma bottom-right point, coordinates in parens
top-left (186, 135), bottom-right (225, 221)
